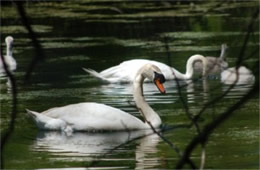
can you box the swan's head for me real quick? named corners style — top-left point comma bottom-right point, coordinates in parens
top-left (153, 71), bottom-right (166, 94)
top-left (5, 36), bottom-right (14, 45)
top-left (220, 59), bottom-right (228, 69)
top-left (138, 64), bottom-right (166, 94)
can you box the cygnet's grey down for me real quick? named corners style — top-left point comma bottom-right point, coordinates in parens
top-left (194, 44), bottom-right (228, 75)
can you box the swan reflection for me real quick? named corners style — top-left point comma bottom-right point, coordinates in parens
top-left (221, 66), bottom-right (255, 85)
top-left (186, 79), bottom-right (209, 104)
top-left (222, 84), bottom-right (254, 99)
top-left (88, 80), bottom-right (180, 106)
top-left (32, 130), bottom-right (161, 169)
top-left (98, 80), bottom-right (178, 95)
top-left (135, 133), bottom-right (160, 170)
top-left (91, 79), bottom-right (210, 106)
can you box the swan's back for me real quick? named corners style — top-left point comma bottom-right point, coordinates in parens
top-left (36, 102), bottom-right (147, 131)
top-left (99, 59), bottom-right (173, 82)
top-left (207, 56), bottom-right (228, 73)
top-left (194, 44), bottom-right (228, 75)
top-left (221, 66), bottom-right (255, 85)
top-left (194, 56), bottom-right (228, 75)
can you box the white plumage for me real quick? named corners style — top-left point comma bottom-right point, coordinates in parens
top-left (83, 54), bottom-right (208, 83)
top-left (27, 64), bottom-right (166, 133)
top-left (221, 66), bottom-right (255, 85)
top-left (194, 44), bottom-right (228, 75)
top-left (0, 36), bottom-right (16, 76)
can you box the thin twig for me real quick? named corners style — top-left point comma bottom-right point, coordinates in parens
top-left (164, 35), bottom-right (207, 169)
top-left (193, 8), bottom-right (259, 124)
top-left (15, 2), bottom-right (45, 82)
top-left (0, 44), bottom-right (17, 169)
top-left (176, 82), bottom-right (258, 169)
top-left (179, 8), bottom-right (259, 168)
top-left (137, 108), bottom-right (182, 156)
top-left (137, 107), bottom-right (197, 169)
top-left (164, 36), bottom-right (201, 134)
top-left (193, 79), bottom-right (238, 123)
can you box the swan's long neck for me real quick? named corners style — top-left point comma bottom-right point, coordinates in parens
top-left (6, 42), bottom-right (12, 57)
top-left (220, 44), bottom-right (227, 59)
top-left (185, 54), bottom-right (207, 79)
top-left (133, 75), bottom-right (161, 128)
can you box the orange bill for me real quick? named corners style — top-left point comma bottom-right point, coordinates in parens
top-left (154, 79), bottom-right (166, 94)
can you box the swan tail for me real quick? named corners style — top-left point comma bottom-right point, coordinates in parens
top-left (26, 109), bottom-right (52, 123)
top-left (82, 68), bottom-right (110, 83)
top-left (26, 109), bottom-right (62, 130)
top-left (26, 109), bottom-right (38, 119)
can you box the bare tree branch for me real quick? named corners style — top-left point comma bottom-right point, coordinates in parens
top-left (1, 2), bottom-right (45, 168)
top-left (193, 8), bottom-right (259, 124)
top-left (176, 82), bottom-right (258, 169)
top-left (164, 34), bottom-right (208, 169)
top-left (0, 44), bottom-right (17, 169)
top-left (15, 2), bottom-right (45, 82)
top-left (137, 107), bottom-right (197, 169)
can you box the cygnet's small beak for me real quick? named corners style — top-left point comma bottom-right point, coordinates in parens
top-left (154, 79), bottom-right (166, 94)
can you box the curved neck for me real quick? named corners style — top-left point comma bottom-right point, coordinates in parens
top-left (220, 44), bottom-right (227, 59)
top-left (6, 42), bottom-right (12, 57)
top-left (185, 54), bottom-right (207, 79)
top-left (133, 75), bottom-right (161, 128)
top-left (185, 59), bottom-right (194, 79)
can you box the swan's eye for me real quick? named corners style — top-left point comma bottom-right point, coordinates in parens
top-left (154, 72), bottom-right (166, 94)
top-left (154, 72), bottom-right (165, 83)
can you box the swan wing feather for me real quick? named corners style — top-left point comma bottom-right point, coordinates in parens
top-left (84, 59), bottom-right (175, 82)
top-left (28, 103), bottom-right (146, 131)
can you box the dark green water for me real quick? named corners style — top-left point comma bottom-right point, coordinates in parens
top-left (1, 1), bottom-right (259, 169)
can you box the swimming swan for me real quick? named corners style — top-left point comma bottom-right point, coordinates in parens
top-left (194, 44), bottom-right (228, 75)
top-left (83, 54), bottom-right (207, 83)
top-left (0, 36), bottom-right (16, 76)
top-left (26, 64), bottom-right (166, 133)
top-left (221, 66), bottom-right (255, 85)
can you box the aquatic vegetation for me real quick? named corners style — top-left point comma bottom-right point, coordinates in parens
top-left (48, 55), bottom-right (90, 62)
top-left (1, 25), bottom-right (53, 34)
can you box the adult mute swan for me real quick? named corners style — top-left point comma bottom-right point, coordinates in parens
top-left (83, 54), bottom-right (207, 83)
top-left (221, 66), bottom-right (255, 85)
top-left (0, 36), bottom-right (16, 76)
top-left (27, 64), bottom-right (166, 133)
top-left (194, 44), bottom-right (228, 75)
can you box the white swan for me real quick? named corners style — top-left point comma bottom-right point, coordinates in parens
top-left (27, 64), bottom-right (166, 133)
top-left (194, 44), bottom-right (228, 75)
top-left (221, 66), bottom-right (255, 85)
top-left (83, 54), bottom-right (207, 83)
top-left (0, 36), bottom-right (16, 76)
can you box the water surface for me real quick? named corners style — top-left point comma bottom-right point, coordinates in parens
top-left (1, 1), bottom-right (259, 169)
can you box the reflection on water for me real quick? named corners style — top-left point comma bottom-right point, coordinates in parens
top-left (1, 1), bottom-right (258, 169)
top-left (86, 79), bottom-right (212, 109)
top-left (32, 130), bottom-right (161, 169)
top-left (96, 80), bottom-right (179, 104)
top-left (1, 75), bottom-right (254, 109)
top-left (222, 84), bottom-right (255, 99)
top-left (135, 133), bottom-right (160, 170)
top-left (186, 79), bottom-right (209, 104)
